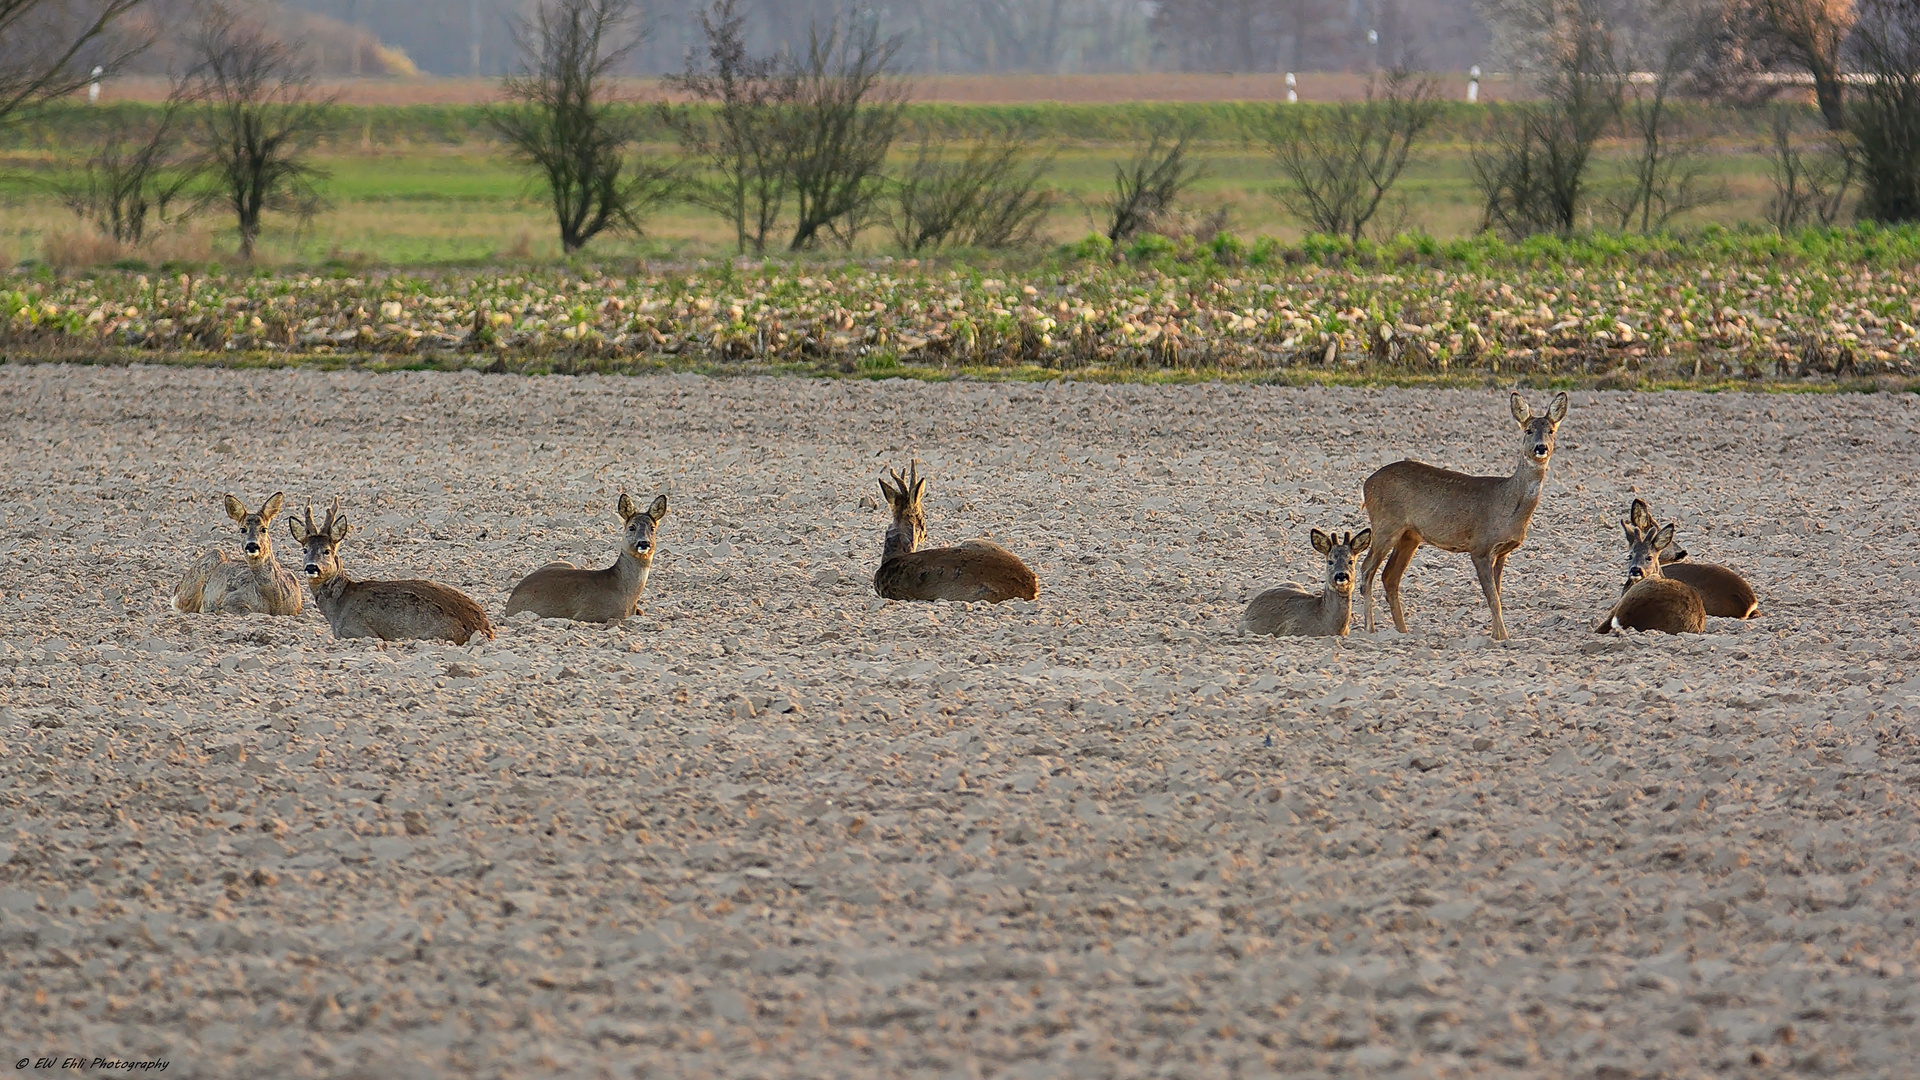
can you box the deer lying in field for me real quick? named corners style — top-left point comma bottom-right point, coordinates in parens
top-left (1630, 500), bottom-right (1761, 619)
top-left (172, 493), bottom-right (304, 616)
top-left (1595, 502), bottom-right (1705, 634)
top-left (504, 493), bottom-right (668, 622)
top-left (1359, 391), bottom-right (1570, 640)
top-left (291, 500), bottom-right (494, 644)
top-left (1244, 528), bottom-right (1372, 637)
top-left (874, 462), bottom-right (1038, 603)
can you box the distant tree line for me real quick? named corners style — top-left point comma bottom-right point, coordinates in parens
top-left (9, 0), bottom-right (1920, 261)
top-left (273, 0), bottom-right (1494, 77)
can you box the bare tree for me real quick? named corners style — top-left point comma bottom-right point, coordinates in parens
top-left (1270, 65), bottom-right (1442, 243)
top-left (889, 134), bottom-right (1055, 254)
top-left (1606, 4), bottom-right (1727, 231)
top-left (0, 0), bottom-right (151, 128)
top-left (185, 5), bottom-right (331, 260)
top-left (490, 0), bottom-right (672, 254)
top-left (1847, 0), bottom-right (1920, 221)
top-left (661, 0), bottom-right (796, 256)
top-left (1756, 0), bottom-right (1855, 131)
top-left (1103, 129), bottom-right (1203, 242)
top-left (54, 77), bottom-right (197, 244)
top-left (1764, 105), bottom-right (1854, 227)
top-left (780, 18), bottom-right (907, 251)
top-left (1472, 0), bottom-right (1624, 237)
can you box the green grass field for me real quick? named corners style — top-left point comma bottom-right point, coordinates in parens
top-left (0, 100), bottom-right (1814, 268)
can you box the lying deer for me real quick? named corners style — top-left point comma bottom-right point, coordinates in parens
top-left (504, 493), bottom-right (668, 622)
top-left (172, 492), bottom-right (304, 616)
top-left (291, 500), bottom-right (494, 644)
top-left (1360, 391), bottom-right (1570, 640)
top-left (875, 462), bottom-right (1038, 603)
top-left (1630, 500), bottom-right (1761, 619)
top-left (1595, 504), bottom-right (1705, 634)
top-left (1244, 528), bottom-right (1371, 637)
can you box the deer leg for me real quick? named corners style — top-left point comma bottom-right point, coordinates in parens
top-left (1381, 537), bottom-right (1419, 634)
top-left (1358, 536), bottom-right (1391, 633)
top-left (1473, 552), bottom-right (1507, 640)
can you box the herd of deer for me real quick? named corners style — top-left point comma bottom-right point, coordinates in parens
top-left (171, 392), bottom-right (1759, 646)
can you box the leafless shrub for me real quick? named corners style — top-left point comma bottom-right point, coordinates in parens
top-left (183, 4), bottom-right (331, 259)
top-left (489, 0), bottom-right (673, 254)
top-left (889, 134), bottom-right (1054, 254)
top-left (1605, 7), bottom-right (1726, 232)
top-left (661, 0), bottom-right (796, 255)
top-left (54, 79), bottom-right (196, 245)
top-left (1471, 1), bottom-right (1624, 237)
top-left (1848, 0), bottom-right (1920, 222)
top-left (780, 17), bottom-right (908, 251)
top-left (1764, 105), bottom-right (1853, 228)
top-left (1270, 65), bottom-right (1443, 243)
top-left (1103, 128), bottom-right (1204, 243)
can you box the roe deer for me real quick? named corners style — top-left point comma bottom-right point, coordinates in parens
top-left (1244, 528), bottom-right (1372, 637)
top-left (1359, 391), bottom-right (1570, 640)
top-left (1631, 500), bottom-right (1761, 619)
top-left (172, 492), bottom-right (304, 616)
top-left (504, 493), bottom-right (668, 622)
top-left (874, 462), bottom-right (1038, 603)
top-left (291, 500), bottom-right (494, 644)
top-left (1595, 503), bottom-right (1704, 634)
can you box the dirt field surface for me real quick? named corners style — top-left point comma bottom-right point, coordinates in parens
top-left (4, 364), bottom-right (1919, 1079)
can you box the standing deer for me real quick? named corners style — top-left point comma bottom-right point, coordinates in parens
top-left (1632, 500), bottom-right (1761, 619)
top-left (291, 500), bottom-right (494, 644)
top-left (874, 462), bottom-right (1038, 603)
top-left (1595, 502), bottom-right (1705, 634)
top-left (1359, 391), bottom-right (1570, 640)
top-left (172, 492), bottom-right (304, 616)
top-left (1244, 528), bottom-right (1372, 637)
top-left (504, 493), bottom-right (668, 622)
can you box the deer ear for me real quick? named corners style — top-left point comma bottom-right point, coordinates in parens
top-left (1664, 547), bottom-right (1688, 564)
top-left (261, 492), bottom-right (284, 521)
top-left (330, 518), bottom-right (351, 542)
top-left (1311, 529), bottom-right (1332, 554)
top-left (617, 492), bottom-right (638, 520)
top-left (648, 494), bottom-right (668, 521)
top-left (1653, 523), bottom-right (1675, 551)
top-left (1629, 498), bottom-right (1654, 531)
top-left (1509, 392), bottom-right (1530, 424)
top-left (1547, 391), bottom-right (1569, 423)
top-left (910, 477), bottom-right (926, 503)
top-left (224, 494), bottom-right (247, 523)
top-left (1352, 528), bottom-right (1372, 553)
top-left (288, 516), bottom-right (306, 542)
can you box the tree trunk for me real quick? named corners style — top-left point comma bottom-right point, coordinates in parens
top-left (1813, 66), bottom-right (1846, 131)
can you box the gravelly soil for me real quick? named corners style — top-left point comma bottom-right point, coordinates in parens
top-left (3, 364), bottom-right (1919, 1080)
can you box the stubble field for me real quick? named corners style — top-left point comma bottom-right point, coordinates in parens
top-left (3, 364), bottom-right (1919, 1078)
